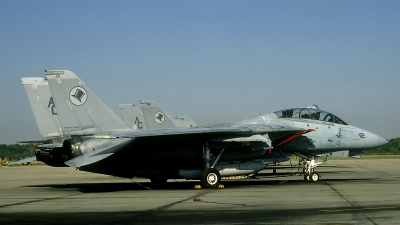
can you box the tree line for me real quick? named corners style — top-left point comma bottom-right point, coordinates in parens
top-left (0, 144), bottom-right (36, 161)
top-left (363, 137), bottom-right (400, 155)
top-left (0, 138), bottom-right (398, 161)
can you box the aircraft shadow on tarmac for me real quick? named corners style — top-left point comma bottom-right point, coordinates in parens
top-left (2, 204), bottom-right (400, 225)
top-left (24, 175), bottom-right (372, 193)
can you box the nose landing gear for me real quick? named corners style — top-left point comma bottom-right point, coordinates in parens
top-left (294, 152), bottom-right (322, 182)
top-left (303, 158), bottom-right (322, 182)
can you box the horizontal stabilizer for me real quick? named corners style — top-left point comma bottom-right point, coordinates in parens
top-left (18, 139), bottom-right (48, 144)
top-left (65, 153), bottom-right (114, 168)
top-left (8, 156), bottom-right (37, 166)
top-left (38, 143), bottom-right (63, 149)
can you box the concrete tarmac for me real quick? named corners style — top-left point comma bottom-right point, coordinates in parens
top-left (1, 159), bottom-right (399, 225)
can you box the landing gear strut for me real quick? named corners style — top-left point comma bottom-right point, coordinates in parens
top-left (303, 158), bottom-right (321, 182)
top-left (200, 144), bottom-right (223, 188)
top-left (294, 153), bottom-right (322, 182)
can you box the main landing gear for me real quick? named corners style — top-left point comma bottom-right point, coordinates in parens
top-left (200, 144), bottom-right (224, 188)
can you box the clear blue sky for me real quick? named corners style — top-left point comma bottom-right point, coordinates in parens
top-left (1, 0), bottom-right (399, 144)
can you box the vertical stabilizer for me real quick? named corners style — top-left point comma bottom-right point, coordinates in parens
top-left (118, 104), bottom-right (147, 130)
top-left (21, 77), bottom-right (63, 138)
top-left (140, 100), bottom-right (177, 130)
top-left (45, 70), bottom-right (128, 136)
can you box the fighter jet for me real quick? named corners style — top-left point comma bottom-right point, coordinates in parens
top-left (29, 70), bottom-right (387, 188)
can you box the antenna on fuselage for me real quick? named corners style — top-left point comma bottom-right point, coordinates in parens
top-left (305, 104), bottom-right (319, 109)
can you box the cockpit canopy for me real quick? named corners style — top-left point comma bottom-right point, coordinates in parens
top-left (274, 107), bottom-right (348, 125)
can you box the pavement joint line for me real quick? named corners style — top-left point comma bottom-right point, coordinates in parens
top-left (324, 181), bottom-right (377, 225)
top-left (319, 205), bottom-right (400, 213)
top-left (325, 181), bottom-right (356, 208)
top-left (0, 193), bottom-right (83, 209)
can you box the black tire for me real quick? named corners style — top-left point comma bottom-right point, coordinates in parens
top-left (201, 168), bottom-right (221, 188)
top-left (310, 173), bottom-right (319, 182)
top-left (304, 174), bottom-right (310, 182)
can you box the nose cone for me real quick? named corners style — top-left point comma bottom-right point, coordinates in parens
top-left (365, 131), bottom-right (388, 149)
top-left (377, 135), bottom-right (389, 146)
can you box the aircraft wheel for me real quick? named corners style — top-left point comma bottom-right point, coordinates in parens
top-left (310, 173), bottom-right (319, 182)
top-left (201, 168), bottom-right (221, 188)
top-left (304, 174), bottom-right (310, 182)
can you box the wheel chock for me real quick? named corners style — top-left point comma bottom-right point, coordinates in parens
top-left (194, 185), bottom-right (202, 189)
top-left (218, 184), bottom-right (225, 189)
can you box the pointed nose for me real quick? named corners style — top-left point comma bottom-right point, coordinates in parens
top-left (378, 136), bottom-right (389, 146)
top-left (377, 135), bottom-right (389, 147)
top-left (365, 131), bottom-right (388, 149)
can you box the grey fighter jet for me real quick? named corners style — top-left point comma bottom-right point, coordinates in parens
top-left (30, 70), bottom-right (387, 188)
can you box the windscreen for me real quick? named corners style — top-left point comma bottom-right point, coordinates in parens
top-left (274, 108), bottom-right (348, 125)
